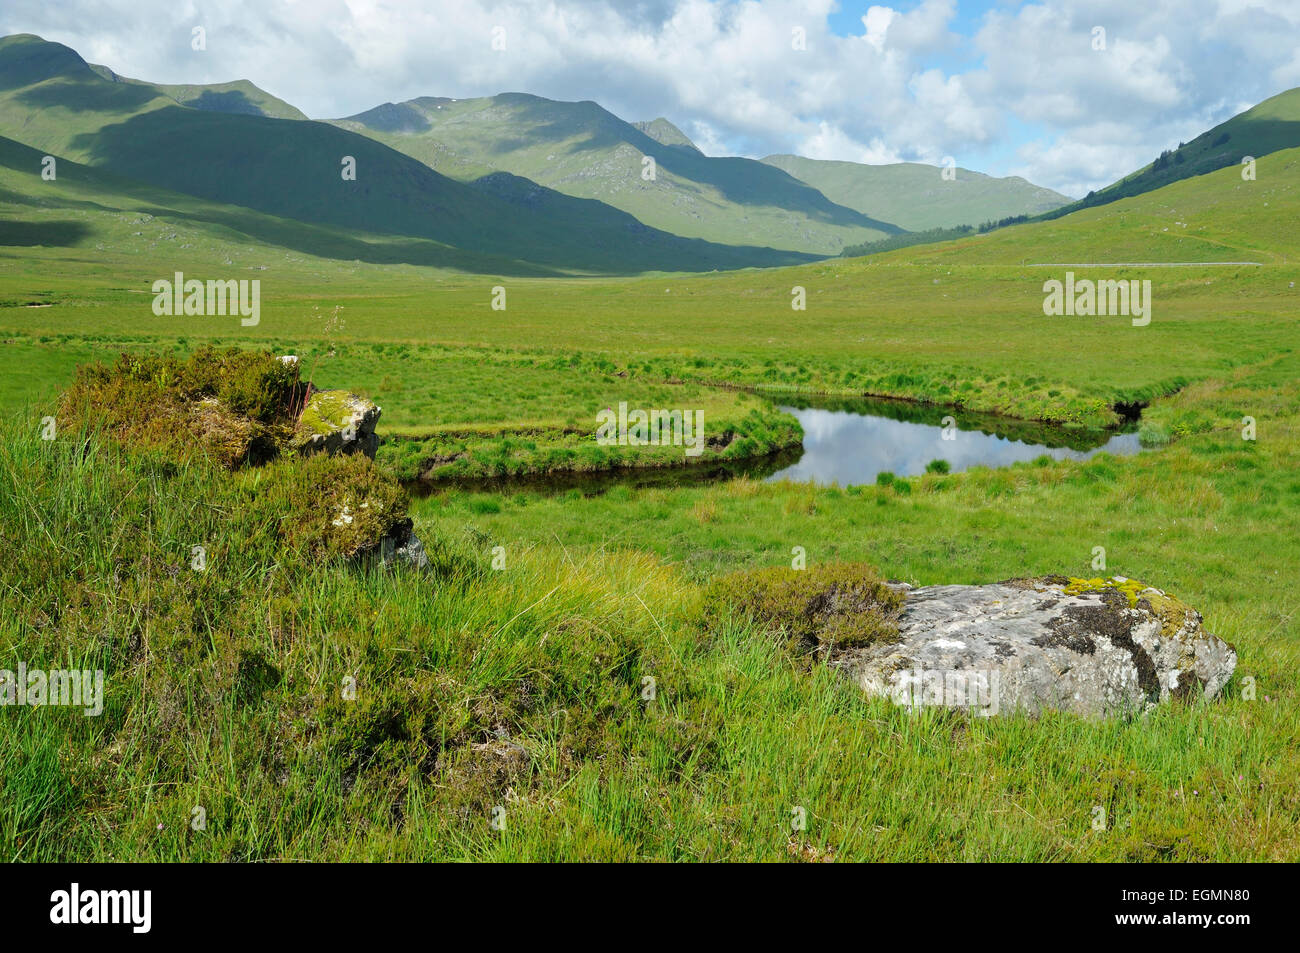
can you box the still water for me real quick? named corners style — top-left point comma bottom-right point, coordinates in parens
top-left (766, 401), bottom-right (1142, 487)
top-left (405, 394), bottom-right (1143, 496)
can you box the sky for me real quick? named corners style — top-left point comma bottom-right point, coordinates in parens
top-left (4, 0), bottom-right (1299, 197)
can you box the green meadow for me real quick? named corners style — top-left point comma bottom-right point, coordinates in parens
top-left (1, 141), bottom-right (1298, 861)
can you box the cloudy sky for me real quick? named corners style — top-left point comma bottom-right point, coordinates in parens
top-left (4, 0), bottom-right (1298, 197)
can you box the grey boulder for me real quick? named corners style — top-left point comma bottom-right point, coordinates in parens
top-left (832, 577), bottom-right (1236, 718)
top-left (291, 390), bottom-right (381, 459)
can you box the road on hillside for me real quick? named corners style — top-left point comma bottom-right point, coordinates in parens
top-left (1026, 261), bottom-right (1263, 266)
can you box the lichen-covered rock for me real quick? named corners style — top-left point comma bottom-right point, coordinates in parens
top-left (832, 576), bottom-right (1236, 718)
top-left (292, 390), bottom-right (380, 459)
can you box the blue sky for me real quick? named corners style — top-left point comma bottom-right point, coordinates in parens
top-left (828, 0), bottom-right (989, 45)
top-left (824, 1), bottom-right (1040, 181)
top-left (3, 0), bottom-right (1299, 196)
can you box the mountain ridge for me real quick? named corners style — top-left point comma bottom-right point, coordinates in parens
top-left (330, 91), bottom-right (907, 255)
top-left (1029, 85), bottom-right (1300, 221)
top-left (0, 34), bottom-right (814, 274)
top-left (761, 154), bottom-right (1072, 232)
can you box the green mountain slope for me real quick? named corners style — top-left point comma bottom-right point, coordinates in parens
top-left (331, 92), bottom-right (903, 255)
top-left (632, 118), bottom-right (701, 151)
top-left (0, 131), bottom-right (579, 275)
top-left (762, 155), bottom-right (1071, 231)
top-left (0, 34), bottom-right (813, 274)
top-left (87, 64), bottom-right (309, 120)
top-left (861, 143), bottom-right (1300, 266)
top-left (1039, 86), bottom-right (1300, 220)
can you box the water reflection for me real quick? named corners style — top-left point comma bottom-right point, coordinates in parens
top-left (403, 393), bottom-right (1143, 497)
top-left (767, 402), bottom-right (1140, 487)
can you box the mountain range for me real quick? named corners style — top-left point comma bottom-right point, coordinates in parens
top-left (2, 32), bottom-right (1300, 274)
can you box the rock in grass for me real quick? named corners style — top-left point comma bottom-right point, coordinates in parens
top-left (833, 576), bottom-right (1236, 718)
top-left (292, 390), bottom-right (381, 459)
top-left (377, 517), bottom-right (429, 570)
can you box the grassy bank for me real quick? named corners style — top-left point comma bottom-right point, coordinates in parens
top-left (2, 145), bottom-right (1299, 862)
top-left (3, 395), bottom-right (1297, 860)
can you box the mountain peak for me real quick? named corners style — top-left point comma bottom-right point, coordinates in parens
top-left (633, 118), bottom-right (699, 152)
top-left (0, 33), bottom-right (93, 87)
top-left (343, 100), bottom-right (431, 133)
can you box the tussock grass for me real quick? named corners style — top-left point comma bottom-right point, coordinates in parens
top-left (3, 145), bottom-right (1300, 861)
top-left (3, 381), bottom-right (1299, 859)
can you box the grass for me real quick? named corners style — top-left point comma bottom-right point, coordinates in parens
top-left (1, 125), bottom-right (1299, 862)
top-left (9, 148), bottom-right (1300, 433)
top-left (3, 413), bottom-right (1296, 861)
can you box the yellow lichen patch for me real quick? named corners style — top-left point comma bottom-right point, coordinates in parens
top-left (1063, 576), bottom-right (1195, 638)
top-left (1135, 588), bottom-right (1199, 640)
top-left (1064, 576), bottom-right (1151, 607)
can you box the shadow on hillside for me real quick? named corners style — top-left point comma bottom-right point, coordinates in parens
top-left (16, 76), bottom-right (159, 114)
top-left (488, 94), bottom-right (904, 234)
top-left (131, 204), bottom-right (564, 275)
top-left (0, 219), bottom-right (90, 246)
top-left (343, 101), bottom-right (431, 133)
top-left (182, 89), bottom-right (271, 118)
top-left (61, 106), bottom-right (817, 274)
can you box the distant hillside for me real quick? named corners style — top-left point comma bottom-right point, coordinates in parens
top-left (632, 118), bottom-right (700, 152)
top-left (866, 144), bottom-right (1300, 266)
top-left (761, 155), bottom-right (1071, 231)
top-left (332, 92), bottom-right (903, 255)
top-left (0, 34), bottom-right (815, 274)
top-left (0, 130), bottom-right (561, 274)
top-left (1036, 86), bottom-right (1300, 220)
top-left (87, 65), bottom-right (309, 120)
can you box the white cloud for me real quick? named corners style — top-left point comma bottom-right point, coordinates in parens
top-left (0, 0), bottom-right (1297, 196)
top-left (799, 121), bottom-right (903, 164)
top-left (862, 6), bottom-right (895, 53)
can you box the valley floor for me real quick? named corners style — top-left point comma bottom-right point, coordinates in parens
top-left (2, 159), bottom-right (1298, 859)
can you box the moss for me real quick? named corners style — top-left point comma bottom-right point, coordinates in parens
top-left (704, 561), bottom-right (905, 654)
top-left (1135, 589), bottom-right (1199, 641)
top-left (297, 390), bottom-right (361, 437)
top-left (1063, 576), bottom-right (1148, 607)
